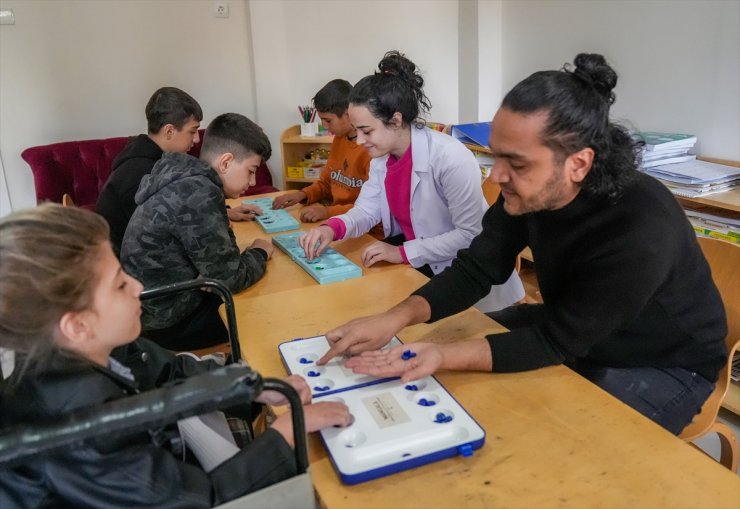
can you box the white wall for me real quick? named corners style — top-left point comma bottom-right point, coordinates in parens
top-left (248, 0), bottom-right (461, 188)
top-left (477, 0), bottom-right (503, 122)
top-left (0, 153), bottom-right (11, 216)
top-left (500, 0), bottom-right (740, 161)
top-left (0, 0), bottom-right (257, 211)
top-left (1, 0), bottom-right (737, 211)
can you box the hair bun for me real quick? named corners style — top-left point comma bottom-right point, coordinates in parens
top-left (571, 53), bottom-right (617, 105)
top-left (377, 50), bottom-right (423, 88)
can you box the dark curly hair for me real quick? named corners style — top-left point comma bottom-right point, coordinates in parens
top-left (349, 50), bottom-right (431, 127)
top-left (501, 53), bottom-right (641, 201)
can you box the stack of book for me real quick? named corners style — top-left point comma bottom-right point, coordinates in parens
top-left (684, 209), bottom-right (740, 245)
top-left (637, 132), bottom-right (698, 169)
top-left (643, 159), bottom-right (740, 198)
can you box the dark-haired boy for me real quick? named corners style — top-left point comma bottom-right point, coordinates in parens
top-left (121, 113), bottom-right (274, 350)
top-left (272, 79), bottom-right (381, 237)
top-left (96, 87), bottom-right (203, 256)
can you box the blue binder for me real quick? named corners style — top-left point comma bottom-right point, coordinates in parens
top-left (451, 122), bottom-right (491, 148)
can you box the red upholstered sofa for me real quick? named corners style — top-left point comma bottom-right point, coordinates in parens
top-left (22, 129), bottom-right (278, 209)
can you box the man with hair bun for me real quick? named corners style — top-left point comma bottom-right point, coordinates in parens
top-left (335, 53), bottom-right (726, 435)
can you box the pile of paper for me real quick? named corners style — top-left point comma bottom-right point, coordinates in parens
top-left (643, 159), bottom-right (740, 198)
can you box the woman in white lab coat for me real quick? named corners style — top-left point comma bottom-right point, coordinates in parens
top-left (300, 50), bottom-right (523, 311)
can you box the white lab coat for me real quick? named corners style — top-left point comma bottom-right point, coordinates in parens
top-left (336, 126), bottom-right (524, 312)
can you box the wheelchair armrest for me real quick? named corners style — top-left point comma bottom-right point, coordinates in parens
top-left (140, 279), bottom-right (241, 361)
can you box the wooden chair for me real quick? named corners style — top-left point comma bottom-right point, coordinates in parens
top-left (482, 179), bottom-right (523, 274)
top-left (679, 236), bottom-right (740, 472)
top-left (61, 193), bottom-right (75, 207)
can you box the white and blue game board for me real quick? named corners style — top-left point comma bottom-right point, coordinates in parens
top-left (278, 335), bottom-right (486, 485)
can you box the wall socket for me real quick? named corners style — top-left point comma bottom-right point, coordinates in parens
top-left (0, 9), bottom-right (15, 25)
top-left (213, 2), bottom-right (229, 19)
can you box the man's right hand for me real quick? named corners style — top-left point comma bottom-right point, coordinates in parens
top-left (317, 313), bottom-right (402, 365)
top-left (316, 296), bottom-right (431, 365)
top-left (250, 238), bottom-right (274, 260)
top-left (298, 226), bottom-right (334, 260)
top-left (272, 191), bottom-right (306, 210)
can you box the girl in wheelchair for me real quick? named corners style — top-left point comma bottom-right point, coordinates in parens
top-left (0, 204), bottom-right (351, 508)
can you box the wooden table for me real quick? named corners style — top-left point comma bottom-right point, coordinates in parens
top-left (229, 194), bottom-right (409, 299)
top-left (228, 195), bottom-right (740, 509)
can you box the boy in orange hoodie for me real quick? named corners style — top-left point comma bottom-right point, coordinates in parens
top-left (272, 79), bottom-right (382, 238)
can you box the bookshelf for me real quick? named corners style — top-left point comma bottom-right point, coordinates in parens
top-left (279, 125), bottom-right (333, 191)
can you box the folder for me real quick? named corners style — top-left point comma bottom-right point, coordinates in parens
top-left (451, 122), bottom-right (491, 148)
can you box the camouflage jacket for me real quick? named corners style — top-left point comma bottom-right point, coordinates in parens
top-left (121, 152), bottom-right (267, 330)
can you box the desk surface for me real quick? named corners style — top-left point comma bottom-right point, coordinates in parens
top-left (229, 194), bottom-right (740, 509)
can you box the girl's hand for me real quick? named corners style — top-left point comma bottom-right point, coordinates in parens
top-left (256, 375), bottom-right (312, 406)
top-left (270, 401), bottom-right (352, 447)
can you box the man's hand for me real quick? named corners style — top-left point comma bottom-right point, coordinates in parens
top-left (344, 343), bottom-right (443, 382)
top-left (300, 204), bottom-right (329, 223)
top-left (361, 241), bottom-right (403, 267)
top-left (318, 314), bottom-right (400, 365)
top-left (298, 226), bottom-right (334, 260)
top-left (316, 297), bottom-right (431, 365)
top-left (250, 238), bottom-right (274, 259)
top-left (272, 191), bottom-right (306, 210)
top-left (228, 203), bottom-right (263, 222)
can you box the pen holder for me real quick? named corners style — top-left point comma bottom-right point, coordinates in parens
top-left (300, 122), bottom-right (318, 137)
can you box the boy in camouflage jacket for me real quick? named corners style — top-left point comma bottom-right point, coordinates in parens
top-left (121, 113), bottom-right (273, 350)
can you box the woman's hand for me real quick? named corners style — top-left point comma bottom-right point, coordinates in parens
top-left (361, 241), bottom-right (403, 267)
top-left (298, 226), bottom-right (334, 260)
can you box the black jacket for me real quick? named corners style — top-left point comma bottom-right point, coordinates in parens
top-left (0, 339), bottom-right (296, 508)
top-left (96, 135), bottom-right (163, 256)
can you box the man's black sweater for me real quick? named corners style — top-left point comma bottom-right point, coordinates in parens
top-left (96, 135), bottom-right (163, 255)
top-left (415, 172), bottom-right (727, 381)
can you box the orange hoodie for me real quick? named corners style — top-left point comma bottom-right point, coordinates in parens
top-left (302, 135), bottom-right (383, 238)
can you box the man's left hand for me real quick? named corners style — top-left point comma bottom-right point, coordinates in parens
top-left (228, 203), bottom-right (263, 222)
top-left (300, 204), bottom-right (329, 223)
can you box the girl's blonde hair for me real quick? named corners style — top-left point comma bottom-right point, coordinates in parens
top-left (0, 204), bottom-right (109, 368)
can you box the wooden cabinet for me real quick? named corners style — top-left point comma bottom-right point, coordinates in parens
top-left (279, 125), bottom-right (333, 191)
top-left (680, 157), bottom-right (740, 415)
